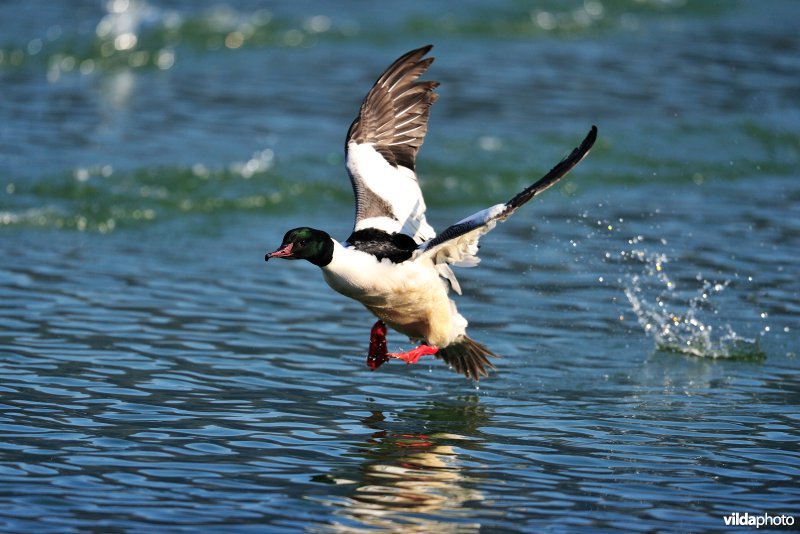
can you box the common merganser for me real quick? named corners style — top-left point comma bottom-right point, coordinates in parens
top-left (266, 45), bottom-right (597, 380)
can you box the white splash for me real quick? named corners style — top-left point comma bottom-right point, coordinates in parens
top-left (622, 250), bottom-right (763, 359)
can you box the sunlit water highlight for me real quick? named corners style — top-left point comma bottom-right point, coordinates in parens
top-left (1, 0), bottom-right (799, 531)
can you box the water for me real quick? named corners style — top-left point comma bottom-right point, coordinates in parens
top-left (2, 0), bottom-right (799, 531)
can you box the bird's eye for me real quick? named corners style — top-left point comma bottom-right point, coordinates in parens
top-left (298, 240), bottom-right (307, 247)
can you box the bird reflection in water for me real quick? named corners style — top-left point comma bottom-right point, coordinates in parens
top-left (318, 397), bottom-right (489, 532)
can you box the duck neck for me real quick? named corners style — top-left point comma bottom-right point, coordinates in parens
top-left (309, 237), bottom-right (335, 267)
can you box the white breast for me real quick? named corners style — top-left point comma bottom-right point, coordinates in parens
top-left (321, 242), bottom-right (467, 346)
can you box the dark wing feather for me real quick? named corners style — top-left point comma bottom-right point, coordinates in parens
top-left (346, 45), bottom-right (439, 171)
top-left (504, 125), bottom-right (598, 216)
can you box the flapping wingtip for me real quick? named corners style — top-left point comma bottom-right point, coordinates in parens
top-left (585, 125), bottom-right (598, 147)
top-left (574, 125), bottom-right (598, 160)
top-left (410, 44), bottom-right (435, 64)
top-left (400, 44), bottom-right (434, 62)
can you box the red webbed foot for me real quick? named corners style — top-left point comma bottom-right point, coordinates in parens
top-left (366, 320), bottom-right (439, 370)
top-left (389, 344), bottom-right (439, 365)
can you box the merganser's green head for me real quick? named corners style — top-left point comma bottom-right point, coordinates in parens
top-left (265, 227), bottom-right (333, 267)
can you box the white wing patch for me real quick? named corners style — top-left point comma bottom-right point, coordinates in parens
top-left (435, 263), bottom-right (462, 295)
top-left (347, 141), bottom-right (435, 243)
top-left (414, 203), bottom-right (506, 294)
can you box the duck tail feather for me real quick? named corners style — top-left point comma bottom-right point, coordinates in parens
top-left (437, 336), bottom-right (498, 380)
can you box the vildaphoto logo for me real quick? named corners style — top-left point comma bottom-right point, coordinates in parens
top-left (723, 512), bottom-right (795, 529)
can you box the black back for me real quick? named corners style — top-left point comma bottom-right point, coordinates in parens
top-left (345, 228), bottom-right (418, 263)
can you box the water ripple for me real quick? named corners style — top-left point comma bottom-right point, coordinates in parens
top-left (2, 1), bottom-right (800, 530)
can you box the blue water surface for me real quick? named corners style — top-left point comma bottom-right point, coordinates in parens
top-left (1, 1), bottom-right (799, 532)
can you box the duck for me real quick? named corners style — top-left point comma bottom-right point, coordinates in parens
top-left (265, 45), bottom-right (597, 380)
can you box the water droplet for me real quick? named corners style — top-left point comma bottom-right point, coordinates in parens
top-left (534, 11), bottom-right (557, 30)
top-left (225, 31), bottom-right (244, 49)
top-left (305, 14), bottom-right (332, 33)
top-left (80, 59), bottom-right (96, 74)
top-left (114, 32), bottom-right (137, 51)
top-left (27, 38), bottom-right (43, 56)
top-left (584, 0), bottom-right (604, 18)
top-left (284, 29), bottom-right (304, 46)
top-left (74, 168), bottom-right (90, 182)
top-left (156, 49), bottom-right (175, 70)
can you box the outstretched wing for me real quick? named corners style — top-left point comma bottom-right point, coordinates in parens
top-left (345, 45), bottom-right (439, 244)
top-left (415, 126), bottom-right (598, 284)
